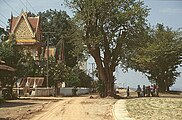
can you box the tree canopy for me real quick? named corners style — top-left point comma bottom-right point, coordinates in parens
top-left (66, 0), bottom-right (150, 96)
top-left (38, 9), bottom-right (79, 67)
top-left (130, 24), bottom-right (182, 91)
top-left (0, 41), bottom-right (24, 89)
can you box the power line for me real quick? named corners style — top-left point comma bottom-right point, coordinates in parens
top-left (0, 23), bottom-right (5, 28)
top-left (25, 0), bottom-right (37, 14)
top-left (0, 13), bottom-right (8, 20)
top-left (2, 0), bottom-right (19, 15)
top-left (19, 0), bottom-right (31, 12)
top-left (0, 19), bottom-right (8, 27)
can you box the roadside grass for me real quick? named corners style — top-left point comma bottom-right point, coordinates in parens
top-left (126, 97), bottom-right (182, 120)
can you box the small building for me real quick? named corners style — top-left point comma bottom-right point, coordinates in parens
top-left (0, 60), bottom-right (16, 98)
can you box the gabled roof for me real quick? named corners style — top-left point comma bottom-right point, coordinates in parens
top-left (10, 11), bottom-right (40, 36)
top-left (28, 17), bottom-right (40, 33)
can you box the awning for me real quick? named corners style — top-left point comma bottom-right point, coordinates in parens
top-left (19, 77), bottom-right (44, 87)
top-left (0, 64), bottom-right (16, 72)
top-left (16, 39), bottom-right (44, 46)
top-left (16, 39), bottom-right (37, 43)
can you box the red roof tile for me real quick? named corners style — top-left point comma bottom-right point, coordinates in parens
top-left (28, 17), bottom-right (39, 32)
top-left (10, 17), bottom-right (18, 33)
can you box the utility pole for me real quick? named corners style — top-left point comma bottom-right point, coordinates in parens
top-left (42, 32), bottom-right (55, 88)
top-left (46, 34), bottom-right (49, 88)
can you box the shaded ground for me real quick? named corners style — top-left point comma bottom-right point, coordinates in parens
top-left (0, 97), bottom-right (60, 120)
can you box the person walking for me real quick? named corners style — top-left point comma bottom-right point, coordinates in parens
top-left (155, 84), bottom-right (159, 97)
top-left (126, 86), bottom-right (130, 97)
top-left (151, 85), bottom-right (154, 97)
top-left (142, 85), bottom-right (146, 97)
top-left (136, 85), bottom-right (141, 97)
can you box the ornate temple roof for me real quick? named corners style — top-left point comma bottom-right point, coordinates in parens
top-left (9, 11), bottom-right (42, 45)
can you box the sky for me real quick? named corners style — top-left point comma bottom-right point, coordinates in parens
top-left (0, 0), bottom-right (182, 90)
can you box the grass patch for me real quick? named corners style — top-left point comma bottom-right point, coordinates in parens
top-left (126, 97), bottom-right (182, 120)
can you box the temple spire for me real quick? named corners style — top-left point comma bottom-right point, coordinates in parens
top-left (9, 12), bottom-right (13, 32)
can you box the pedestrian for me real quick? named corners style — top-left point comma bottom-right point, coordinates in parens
top-left (126, 86), bottom-right (130, 97)
top-left (136, 85), bottom-right (141, 97)
top-left (146, 85), bottom-right (151, 97)
top-left (155, 84), bottom-right (159, 97)
top-left (142, 85), bottom-right (146, 97)
top-left (151, 85), bottom-right (154, 97)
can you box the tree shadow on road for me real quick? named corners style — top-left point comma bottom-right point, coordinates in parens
top-left (0, 101), bottom-right (36, 108)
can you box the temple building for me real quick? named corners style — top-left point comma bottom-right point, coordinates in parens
top-left (9, 11), bottom-right (43, 60)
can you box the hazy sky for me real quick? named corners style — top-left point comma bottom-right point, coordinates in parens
top-left (0, 0), bottom-right (182, 89)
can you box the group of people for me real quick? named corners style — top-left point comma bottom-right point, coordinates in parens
top-left (136, 84), bottom-right (159, 97)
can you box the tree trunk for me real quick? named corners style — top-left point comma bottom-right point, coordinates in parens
top-left (96, 60), bottom-right (114, 97)
top-left (166, 82), bottom-right (170, 92)
top-left (166, 85), bottom-right (170, 92)
top-left (91, 49), bottom-right (115, 97)
top-left (158, 79), bottom-right (166, 92)
top-left (54, 82), bottom-right (58, 96)
top-left (105, 73), bottom-right (114, 96)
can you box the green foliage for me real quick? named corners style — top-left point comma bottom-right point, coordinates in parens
top-left (96, 80), bottom-right (105, 98)
top-left (0, 27), bottom-right (3, 35)
top-left (66, 0), bottom-right (150, 96)
top-left (17, 52), bottom-right (37, 77)
top-left (0, 97), bottom-right (5, 104)
top-left (0, 42), bottom-right (22, 87)
top-left (0, 27), bottom-right (5, 41)
top-left (77, 69), bottom-right (92, 88)
top-left (38, 9), bottom-right (79, 67)
top-left (2, 30), bottom-right (10, 43)
top-left (65, 70), bottom-right (80, 87)
top-left (48, 57), bottom-right (91, 87)
top-left (130, 24), bottom-right (182, 91)
top-left (0, 40), bottom-right (38, 88)
top-left (0, 27), bottom-right (9, 42)
top-left (48, 57), bottom-right (69, 86)
top-left (65, 67), bottom-right (92, 87)
top-left (38, 9), bottom-right (71, 45)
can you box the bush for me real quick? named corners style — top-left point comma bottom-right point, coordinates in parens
top-left (0, 97), bottom-right (5, 104)
top-left (96, 80), bottom-right (105, 98)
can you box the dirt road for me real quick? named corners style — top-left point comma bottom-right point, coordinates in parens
top-left (30, 96), bottom-right (116, 120)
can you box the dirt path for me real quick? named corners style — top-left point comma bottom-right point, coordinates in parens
top-left (30, 96), bottom-right (116, 120)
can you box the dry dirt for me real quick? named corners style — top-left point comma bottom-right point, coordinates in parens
top-left (0, 95), bottom-right (117, 120)
top-left (0, 97), bottom-right (56, 120)
top-left (2, 90), bottom-right (181, 120)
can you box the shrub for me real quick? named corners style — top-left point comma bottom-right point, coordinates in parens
top-left (0, 97), bottom-right (5, 104)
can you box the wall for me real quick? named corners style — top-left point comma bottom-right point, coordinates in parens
top-left (60, 87), bottom-right (90, 97)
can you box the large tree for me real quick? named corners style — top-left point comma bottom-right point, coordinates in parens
top-left (66, 0), bottom-right (150, 96)
top-left (0, 41), bottom-right (24, 93)
top-left (0, 36), bottom-right (38, 92)
top-left (130, 24), bottom-right (182, 92)
top-left (38, 9), bottom-right (79, 67)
